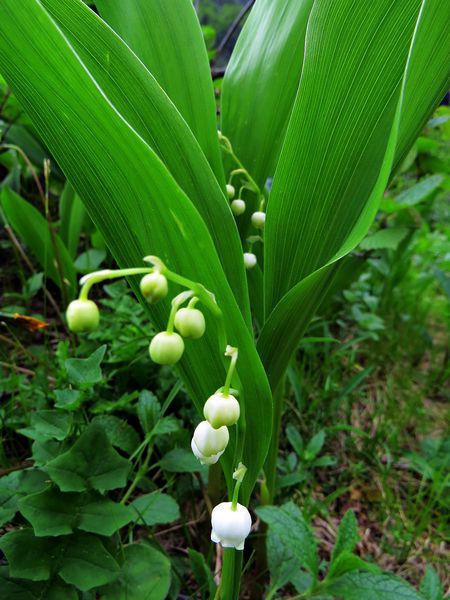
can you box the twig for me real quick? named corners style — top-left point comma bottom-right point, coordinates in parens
top-left (215, 0), bottom-right (255, 57)
top-left (0, 460), bottom-right (33, 477)
top-left (0, 361), bottom-right (56, 384)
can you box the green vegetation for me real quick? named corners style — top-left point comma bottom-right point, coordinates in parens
top-left (0, 1), bottom-right (449, 598)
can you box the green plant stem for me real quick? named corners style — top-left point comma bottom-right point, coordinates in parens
top-left (220, 549), bottom-right (243, 600)
top-left (121, 442), bottom-right (153, 505)
top-left (223, 347), bottom-right (238, 396)
top-left (264, 376), bottom-right (285, 503)
top-left (79, 267), bottom-right (153, 300)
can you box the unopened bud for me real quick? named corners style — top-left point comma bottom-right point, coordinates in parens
top-left (140, 272), bottom-right (168, 303)
top-left (204, 392), bottom-right (240, 429)
top-left (226, 184), bottom-right (235, 199)
top-left (174, 307), bottom-right (205, 339)
top-left (231, 199), bottom-right (246, 216)
top-left (251, 211), bottom-right (266, 229)
top-left (149, 331), bottom-right (184, 364)
top-left (66, 299), bottom-right (99, 333)
top-left (243, 252), bottom-right (257, 270)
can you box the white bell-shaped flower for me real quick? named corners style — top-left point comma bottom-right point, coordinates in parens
top-left (203, 392), bottom-right (240, 429)
top-left (226, 184), bottom-right (235, 198)
top-left (231, 199), bottom-right (246, 216)
top-left (191, 421), bottom-right (229, 465)
top-left (211, 502), bottom-right (252, 550)
top-left (243, 252), bottom-right (257, 270)
top-left (251, 211), bottom-right (266, 229)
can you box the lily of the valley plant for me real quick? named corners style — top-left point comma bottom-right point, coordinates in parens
top-left (0, 0), bottom-right (448, 597)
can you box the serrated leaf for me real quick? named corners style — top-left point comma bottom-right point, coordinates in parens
top-left (92, 415), bottom-right (140, 455)
top-left (99, 544), bottom-right (171, 600)
top-left (328, 572), bottom-right (425, 600)
top-left (420, 566), bottom-right (444, 600)
top-left (130, 492), bottom-right (180, 527)
top-left (380, 174), bottom-right (443, 212)
top-left (45, 424), bottom-right (130, 492)
top-left (328, 551), bottom-right (379, 580)
top-left (137, 390), bottom-right (160, 435)
top-left (330, 510), bottom-right (360, 565)
top-left (158, 448), bottom-right (204, 473)
top-left (286, 424), bottom-right (304, 456)
top-left (256, 502), bottom-right (318, 591)
top-left (305, 431), bottom-right (325, 460)
top-left (65, 345), bottom-right (106, 386)
top-left (152, 416), bottom-right (180, 437)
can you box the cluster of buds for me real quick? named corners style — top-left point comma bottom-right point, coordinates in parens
top-left (149, 290), bottom-right (206, 365)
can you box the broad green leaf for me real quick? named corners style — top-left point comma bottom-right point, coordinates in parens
top-left (188, 548), bottom-right (217, 599)
top-left (92, 415), bottom-right (140, 455)
top-left (359, 227), bottom-right (410, 251)
top-left (99, 544), bottom-right (171, 600)
top-left (45, 424), bottom-right (130, 492)
top-left (0, 570), bottom-right (78, 600)
top-left (222, 0), bottom-right (314, 188)
top-left (327, 572), bottom-right (425, 600)
top-left (130, 492), bottom-right (180, 527)
top-left (256, 502), bottom-right (318, 591)
top-left (380, 174), bottom-right (444, 212)
top-left (330, 510), bottom-right (359, 565)
top-left (0, 469), bottom-right (47, 526)
top-left (265, 0), bottom-right (423, 311)
top-left (65, 345), bottom-right (106, 387)
top-left (57, 532), bottom-right (120, 591)
top-left (392, 1), bottom-right (450, 172)
top-left (158, 448), bottom-right (204, 474)
top-left (0, 529), bottom-right (54, 581)
top-left (327, 551), bottom-right (379, 580)
top-left (30, 410), bottom-right (73, 441)
top-left (0, 187), bottom-right (76, 298)
top-left (19, 488), bottom-right (134, 536)
top-left (41, 0), bottom-right (248, 318)
top-left (286, 424), bottom-right (303, 456)
top-left (137, 390), bottom-right (160, 434)
top-left (59, 181), bottom-right (86, 259)
top-left (54, 389), bottom-right (84, 411)
top-left (259, 0), bottom-right (450, 389)
top-left (0, 0), bottom-right (272, 500)
top-left (74, 248), bottom-right (106, 273)
top-left (304, 430), bottom-right (325, 460)
top-left (32, 439), bottom-right (61, 466)
top-left (0, 529), bottom-right (119, 590)
top-left (95, 0), bottom-right (225, 186)
top-left (420, 566), bottom-right (444, 600)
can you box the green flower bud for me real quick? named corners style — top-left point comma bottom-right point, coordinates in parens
top-left (204, 392), bottom-right (240, 428)
top-left (226, 184), bottom-right (235, 199)
top-left (174, 307), bottom-right (206, 339)
top-left (231, 199), bottom-right (246, 216)
top-left (251, 211), bottom-right (266, 229)
top-left (140, 272), bottom-right (168, 303)
top-left (66, 299), bottom-right (99, 333)
top-left (149, 331), bottom-right (184, 364)
top-left (243, 252), bottom-right (257, 270)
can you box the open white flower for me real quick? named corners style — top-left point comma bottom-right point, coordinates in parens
top-left (191, 421), bottom-right (229, 465)
top-left (211, 502), bottom-right (252, 550)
